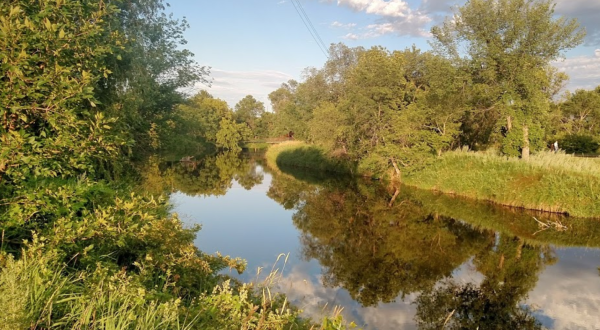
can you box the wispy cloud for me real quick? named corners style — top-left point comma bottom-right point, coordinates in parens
top-left (191, 69), bottom-right (294, 109)
top-left (553, 50), bottom-right (600, 91)
top-left (342, 32), bottom-right (359, 40)
top-left (277, 0), bottom-right (287, 4)
top-left (330, 21), bottom-right (357, 29)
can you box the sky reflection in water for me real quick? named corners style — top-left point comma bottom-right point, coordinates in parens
top-left (169, 156), bottom-right (600, 330)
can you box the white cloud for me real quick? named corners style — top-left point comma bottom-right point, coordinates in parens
top-left (527, 251), bottom-right (600, 329)
top-left (326, 0), bottom-right (432, 37)
top-left (191, 69), bottom-right (294, 109)
top-left (553, 51), bottom-right (600, 91)
top-left (277, 0), bottom-right (287, 4)
top-left (330, 21), bottom-right (357, 29)
top-left (334, 0), bottom-right (410, 18)
top-left (342, 32), bottom-right (359, 40)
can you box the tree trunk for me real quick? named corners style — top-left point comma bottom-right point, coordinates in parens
top-left (522, 125), bottom-right (530, 160)
top-left (390, 157), bottom-right (401, 181)
top-left (507, 115), bottom-right (512, 131)
top-left (388, 188), bottom-right (400, 208)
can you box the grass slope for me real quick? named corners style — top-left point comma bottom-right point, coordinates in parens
top-left (404, 150), bottom-right (600, 218)
top-left (266, 141), bottom-right (355, 175)
top-left (267, 143), bottom-right (600, 218)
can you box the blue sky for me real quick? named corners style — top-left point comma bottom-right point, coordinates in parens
top-left (168, 0), bottom-right (600, 109)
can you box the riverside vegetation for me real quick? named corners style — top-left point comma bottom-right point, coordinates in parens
top-left (1, 0), bottom-right (599, 328)
top-left (260, 0), bottom-right (600, 218)
top-left (267, 142), bottom-right (600, 218)
top-left (0, 0), bottom-right (351, 328)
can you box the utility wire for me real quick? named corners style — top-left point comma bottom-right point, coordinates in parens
top-left (294, 0), bottom-right (329, 54)
top-left (290, 0), bottom-right (329, 58)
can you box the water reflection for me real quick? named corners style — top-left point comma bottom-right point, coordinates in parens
top-left (292, 182), bottom-right (492, 307)
top-left (139, 152), bottom-right (264, 197)
top-left (161, 152), bottom-right (600, 329)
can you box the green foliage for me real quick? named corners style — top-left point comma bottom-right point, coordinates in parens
top-left (234, 95), bottom-right (265, 135)
top-left (0, 1), bottom-right (344, 328)
top-left (270, 45), bottom-right (466, 177)
top-left (559, 134), bottom-right (600, 154)
top-left (560, 88), bottom-right (600, 136)
top-left (97, 0), bottom-right (209, 155)
top-left (431, 0), bottom-right (585, 158)
top-left (172, 91), bottom-right (249, 152)
top-left (266, 142), bottom-right (356, 176)
top-left (0, 0), bottom-right (128, 184)
top-left (216, 117), bottom-right (251, 151)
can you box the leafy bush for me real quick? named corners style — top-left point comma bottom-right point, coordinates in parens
top-left (559, 134), bottom-right (600, 154)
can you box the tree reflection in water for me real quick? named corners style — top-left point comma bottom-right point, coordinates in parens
top-left (416, 235), bottom-right (555, 329)
top-left (138, 152), bottom-right (264, 197)
top-left (146, 155), bottom-right (573, 329)
top-left (267, 165), bottom-right (557, 329)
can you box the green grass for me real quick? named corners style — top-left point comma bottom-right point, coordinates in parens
top-left (404, 149), bottom-right (600, 218)
top-left (267, 143), bottom-right (600, 218)
top-left (265, 141), bottom-right (356, 175)
top-left (241, 142), bottom-right (270, 150)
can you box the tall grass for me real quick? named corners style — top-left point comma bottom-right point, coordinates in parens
top-left (267, 143), bottom-right (600, 218)
top-left (265, 142), bottom-right (355, 175)
top-left (404, 149), bottom-right (600, 218)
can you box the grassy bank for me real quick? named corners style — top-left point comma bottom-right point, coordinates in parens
top-left (266, 141), bottom-right (356, 175)
top-left (267, 143), bottom-right (600, 218)
top-left (404, 150), bottom-right (600, 218)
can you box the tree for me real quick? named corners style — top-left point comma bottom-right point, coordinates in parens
top-left (561, 88), bottom-right (600, 135)
top-left (0, 0), bottom-right (126, 184)
top-left (431, 0), bottom-right (585, 158)
top-left (216, 117), bottom-right (250, 151)
top-left (234, 95), bottom-right (265, 134)
top-left (175, 91), bottom-right (230, 144)
top-left (97, 0), bottom-right (209, 153)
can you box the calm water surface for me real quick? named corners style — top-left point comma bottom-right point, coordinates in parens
top-left (167, 152), bottom-right (600, 330)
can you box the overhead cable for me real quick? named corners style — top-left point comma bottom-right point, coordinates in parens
top-left (290, 0), bottom-right (329, 58)
top-left (294, 0), bottom-right (329, 53)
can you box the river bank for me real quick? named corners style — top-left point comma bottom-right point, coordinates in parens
top-left (266, 142), bottom-right (600, 218)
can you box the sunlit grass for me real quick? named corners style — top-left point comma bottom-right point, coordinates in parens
top-left (405, 149), bottom-right (600, 218)
top-left (266, 141), bottom-right (355, 175)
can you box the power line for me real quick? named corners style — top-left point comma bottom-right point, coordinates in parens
top-left (294, 0), bottom-right (328, 54)
top-left (290, 0), bottom-right (327, 56)
top-left (290, 0), bottom-right (329, 58)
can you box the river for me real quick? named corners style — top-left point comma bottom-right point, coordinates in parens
top-left (164, 152), bottom-right (600, 329)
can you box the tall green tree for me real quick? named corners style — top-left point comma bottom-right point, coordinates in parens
top-left (431, 0), bottom-right (585, 158)
top-left (234, 95), bottom-right (265, 135)
top-left (97, 0), bottom-right (208, 154)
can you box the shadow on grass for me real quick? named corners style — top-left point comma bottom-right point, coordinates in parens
top-left (275, 146), bottom-right (357, 175)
